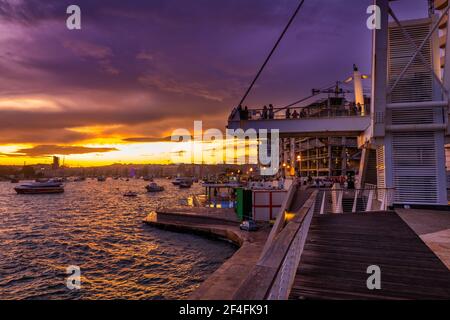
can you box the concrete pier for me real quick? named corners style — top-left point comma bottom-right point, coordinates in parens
top-left (143, 208), bottom-right (270, 300)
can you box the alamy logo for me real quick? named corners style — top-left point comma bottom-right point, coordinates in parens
top-left (366, 265), bottom-right (381, 290)
top-left (66, 265), bottom-right (81, 290)
top-left (367, 5), bottom-right (381, 30)
top-left (66, 5), bottom-right (81, 30)
top-left (170, 121), bottom-right (280, 175)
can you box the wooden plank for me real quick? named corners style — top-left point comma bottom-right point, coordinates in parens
top-left (232, 265), bottom-right (278, 300)
top-left (233, 191), bottom-right (317, 300)
top-left (290, 212), bottom-right (450, 300)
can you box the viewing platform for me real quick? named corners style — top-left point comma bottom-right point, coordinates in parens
top-left (227, 103), bottom-right (371, 138)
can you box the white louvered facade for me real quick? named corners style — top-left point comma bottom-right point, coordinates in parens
top-left (389, 22), bottom-right (435, 103)
top-left (376, 15), bottom-right (448, 205)
top-left (392, 132), bottom-right (440, 203)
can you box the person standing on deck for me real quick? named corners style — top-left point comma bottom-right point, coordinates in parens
top-left (356, 102), bottom-right (362, 115)
top-left (300, 108), bottom-right (307, 118)
top-left (237, 105), bottom-right (243, 120)
top-left (269, 104), bottom-right (274, 119)
top-left (243, 106), bottom-right (249, 120)
top-left (262, 105), bottom-right (268, 119)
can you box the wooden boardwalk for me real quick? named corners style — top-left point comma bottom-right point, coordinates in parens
top-left (289, 212), bottom-right (450, 300)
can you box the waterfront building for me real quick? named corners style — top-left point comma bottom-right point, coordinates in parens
top-left (51, 156), bottom-right (60, 170)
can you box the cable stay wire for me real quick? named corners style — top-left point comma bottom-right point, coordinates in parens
top-left (277, 73), bottom-right (370, 112)
top-left (237, 0), bottom-right (306, 107)
top-left (277, 82), bottom-right (336, 111)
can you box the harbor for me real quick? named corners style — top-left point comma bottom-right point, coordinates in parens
top-left (1, 0), bottom-right (450, 305)
top-left (0, 178), bottom-right (236, 299)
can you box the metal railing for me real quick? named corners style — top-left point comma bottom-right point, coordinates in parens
top-left (266, 190), bottom-right (317, 300)
top-left (232, 184), bottom-right (318, 300)
top-left (314, 185), bottom-right (395, 215)
top-left (231, 103), bottom-right (370, 121)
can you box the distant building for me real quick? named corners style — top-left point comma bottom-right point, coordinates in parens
top-left (52, 156), bottom-right (60, 170)
top-left (294, 137), bottom-right (360, 178)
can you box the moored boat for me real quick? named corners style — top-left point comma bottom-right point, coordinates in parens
top-left (179, 180), bottom-right (193, 188)
top-left (14, 181), bottom-right (64, 194)
top-left (123, 191), bottom-right (138, 197)
top-left (146, 182), bottom-right (164, 192)
top-left (97, 176), bottom-right (106, 182)
top-left (172, 177), bottom-right (193, 186)
top-left (172, 177), bottom-right (182, 185)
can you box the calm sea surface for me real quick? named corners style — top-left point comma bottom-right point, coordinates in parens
top-left (0, 179), bottom-right (236, 300)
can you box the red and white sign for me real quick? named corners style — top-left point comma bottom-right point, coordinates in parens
top-left (252, 190), bottom-right (287, 221)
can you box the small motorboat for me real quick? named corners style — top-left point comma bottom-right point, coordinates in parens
top-left (172, 177), bottom-right (194, 186)
top-left (146, 182), bottom-right (164, 192)
top-left (143, 176), bottom-right (153, 182)
top-left (14, 181), bottom-right (64, 194)
top-left (123, 191), bottom-right (138, 197)
top-left (10, 178), bottom-right (20, 183)
top-left (172, 177), bottom-right (182, 186)
top-left (97, 176), bottom-right (106, 182)
top-left (74, 177), bottom-right (86, 182)
top-left (179, 181), bottom-right (193, 188)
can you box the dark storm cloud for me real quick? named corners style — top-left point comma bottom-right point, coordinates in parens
top-left (11, 145), bottom-right (118, 157)
top-left (0, 0), bottom-right (427, 147)
top-left (123, 136), bottom-right (173, 143)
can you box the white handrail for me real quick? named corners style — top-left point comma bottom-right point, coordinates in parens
top-left (315, 187), bottom-right (395, 214)
top-left (260, 180), bottom-right (298, 257)
top-left (267, 192), bottom-right (316, 300)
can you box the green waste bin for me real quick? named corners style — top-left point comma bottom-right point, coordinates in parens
top-left (235, 188), bottom-right (252, 221)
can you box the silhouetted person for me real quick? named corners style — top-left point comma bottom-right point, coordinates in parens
top-left (269, 104), bottom-right (274, 119)
top-left (292, 110), bottom-right (299, 119)
top-left (356, 102), bottom-right (362, 115)
top-left (262, 105), bottom-right (268, 119)
top-left (353, 103), bottom-right (358, 115)
top-left (243, 106), bottom-right (249, 120)
top-left (237, 105), bottom-right (243, 119)
top-left (285, 108), bottom-right (291, 119)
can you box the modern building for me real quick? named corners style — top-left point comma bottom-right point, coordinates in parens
top-left (52, 156), bottom-right (60, 170)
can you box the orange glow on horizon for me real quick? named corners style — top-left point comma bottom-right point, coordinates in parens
top-left (0, 138), bottom-right (258, 167)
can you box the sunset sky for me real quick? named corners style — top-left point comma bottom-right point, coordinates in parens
top-left (0, 0), bottom-right (426, 166)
